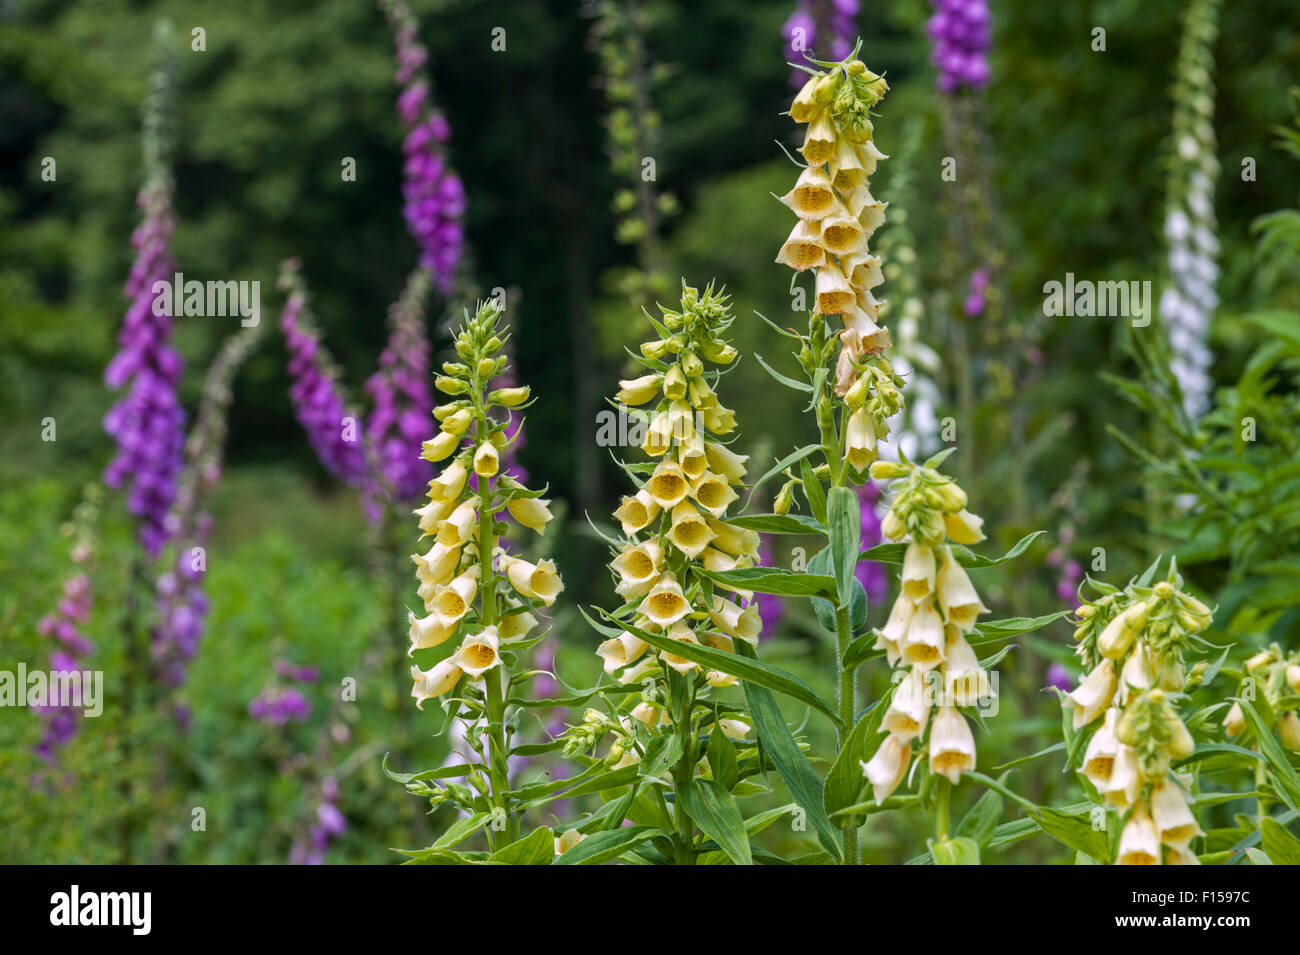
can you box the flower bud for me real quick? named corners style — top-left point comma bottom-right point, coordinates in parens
top-left (489, 386), bottom-right (530, 407)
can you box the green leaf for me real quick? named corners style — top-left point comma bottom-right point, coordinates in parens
top-left (695, 566), bottom-right (837, 598)
top-left (680, 778), bottom-right (753, 865)
top-left (799, 456), bottom-right (828, 526)
top-left (754, 352), bottom-right (812, 393)
top-left (1236, 698), bottom-right (1300, 813)
top-left (433, 812), bottom-right (492, 850)
top-left (488, 826), bottom-right (555, 865)
top-left (1032, 806), bottom-right (1109, 863)
top-left (822, 709), bottom-right (876, 817)
top-left (639, 733), bottom-right (685, 781)
top-left (552, 826), bottom-right (667, 865)
top-left (1259, 817), bottom-right (1300, 865)
top-left (726, 513), bottom-right (825, 535)
top-left (617, 614), bottom-right (841, 725)
top-left (859, 531), bottom-right (1045, 569)
top-left (738, 641), bottom-right (842, 861)
top-left (954, 786), bottom-right (1004, 850)
top-left (747, 444), bottom-right (821, 502)
top-left (810, 545), bottom-right (867, 634)
top-left (827, 486), bottom-right (861, 609)
top-left (707, 726), bottom-right (740, 792)
top-left (929, 836), bottom-right (980, 865)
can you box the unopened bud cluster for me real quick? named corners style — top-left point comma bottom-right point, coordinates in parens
top-left (777, 50), bottom-right (894, 403)
top-left (407, 300), bottom-right (561, 707)
top-left (860, 457), bottom-right (992, 801)
top-left (1064, 571), bottom-right (1214, 864)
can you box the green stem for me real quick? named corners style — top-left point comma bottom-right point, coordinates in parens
top-left (472, 373), bottom-right (515, 848)
top-left (834, 604), bottom-right (859, 865)
top-left (935, 776), bottom-right (951, 842)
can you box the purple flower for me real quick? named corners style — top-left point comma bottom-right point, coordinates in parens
top-left (855, 482), bottom-right (889, 606)
top-left (364, 272), bottom-right (434, 506)
top-left (926, 0), bottom-right (992, 93)
top-left (104, 180), bottom-right (187, 558)
top-left (33, 569), bottom-right (95, 766)
top-left (278, 274), bottom-right (369, 485)
top-left (1046, 662), bottom-right (1072, 693)
top-left (385, 0), bottom-right (465, 294)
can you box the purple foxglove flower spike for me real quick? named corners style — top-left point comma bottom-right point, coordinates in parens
top-left (277, 260), bottom-right (370, 486)
top-left (382, 0), bottom-right (466, 294)
top-left (104, 40), bottom-right (187, 559)
top-left (926, 0), bottom-right (991, 94)
top-left (364, 270), bottom-right (435, 509)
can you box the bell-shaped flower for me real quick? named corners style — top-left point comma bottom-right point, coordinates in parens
top-left (708, 594), bottom-right (761, 645)
top-left (614, 488), bottom-right (661, 535)
top-left (430, 567), bottom-right (480, 627)
top-left (646, 460), bottom-right (690, 509)
top-left (936, 547), bottom-right (988, 632)
top-left (814, 261), bottom-right (855, 315)
top-left (502, 555), bottom-right (564, 606)
top-left (1081, 708), bottom-right (1120, 791)
top-left (799, 111), bottom-right (837, 165)
top-left (668, 501), bottom-right (715, 558)
top-left (1116, 806), bottom-right (1160, 865)
top-left (411, 660), bottom-right (462, 709)
top-left (428, 459), bottom-right (468, 502)
top-left (408, 610), bottom-right (456, 654)
top-left (942, 627), bottom-right (991, 707)
top-left (901, 596), bottom-right (946, 670)
top-left (706, 517), bottom-right (760, 560)
top-left (473, 440), bottom-right (499, 477)
top-left (451, 627), bottom-right (501, 679)
top-left (506, 495), bottom-right (553, 533)
top-left (703, 441), bottom-right (748, 484)
top-left (1104, 744), bottom-right (1141, 809)
top-left (691, 471), bottom-right (738, 518)
top-left (435, 498), bottom-right (479, 547)
top-left (929, 705), bottom-right (976, 784)
top-left (778, 164), bottom-right (836, 220)
top-left (638, 572), bottom-right (690, 627)
top-left (901, 542), bottom-right (936, 601)
top-left (658, 621), bottom-right (701, 674)
top-left (1150, 779), bottom-right (1203, 845)
top-left (861, 734), bottom-right (910, 805)
top-left (597, 630), bottom-right (649, 675)
top-left (1065, 659), bottom-right (1116, 729)
top-left (413, 541), bottom-right (461, 588)
top-left (943, 508), bottom-right (985, 545)
top-left (775, 219), bottom-right (826, 272)
top-left (612, 540), bottom-right (663, 600)
top-left (845, 407), bottom-right (878, 472)
top-left (882, 666), bottom-right (931, 744)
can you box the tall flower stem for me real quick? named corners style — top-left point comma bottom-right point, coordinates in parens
top-left (934, 777), bottom-right (951, 841)
top-left (834, 602), bottom-right (858, 864)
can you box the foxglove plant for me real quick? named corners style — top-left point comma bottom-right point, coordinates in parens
top-left (925, 0), bottom-right (991, 94)
top-left (364, 270), bottom-right (435, 509)
top-left (278, 260), bottom-right (370, 486)
top-left (33, 485), bottom-right (102, 768)
top-left (582, 281), bottom-right (777, 865)
top-left (395, 300), bottom-right (565, 855)
top-left (758, 43), bottom-right (1048, 864)
top-left (103, 28), bottom-right (186, 559)
top-left (1159, 0), bottom-right (1221, 422)
top-left (1060, 562), bottom-right (1216, 864)
top-left (381, 0), bottom-right (466, 294)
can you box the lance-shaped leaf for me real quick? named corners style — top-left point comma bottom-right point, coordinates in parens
top-left (696, 566), bottom-right (837, 598)
top-left (826, 486), bottom-right (861, 609)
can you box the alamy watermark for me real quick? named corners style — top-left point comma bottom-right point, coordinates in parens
top-left (0, 663), bottom-right (103, 716)
top-left (152, 272), bottom-right (260, 327)
top-left (1042, 273), bottom-right (1151, 327)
